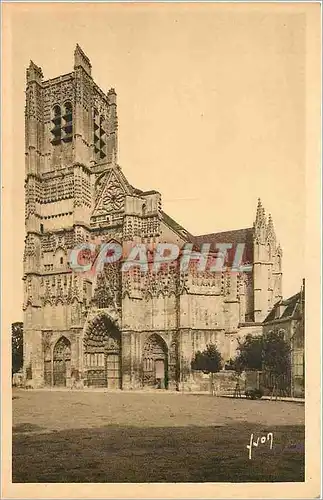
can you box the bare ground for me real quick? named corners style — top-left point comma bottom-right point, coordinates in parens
top-left (12, 389), bottom-right (305, 483)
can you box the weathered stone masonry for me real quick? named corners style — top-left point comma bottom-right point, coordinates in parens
top-left (23, 45), bottom-right (283, 390)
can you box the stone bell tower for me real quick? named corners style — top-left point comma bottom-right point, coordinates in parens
top-left (23, 45), bottom-right (118, 387)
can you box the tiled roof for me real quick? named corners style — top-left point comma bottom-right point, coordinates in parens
top-left (130, 179), bottom-right (254, 264)
top-left (190, 227), bottom-right (254, 264)
top-left (192, 227), bottom-right (254, 246)
top-left (159, 213), bottom-right (254, 264)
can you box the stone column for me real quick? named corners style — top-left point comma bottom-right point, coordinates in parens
top-left (131, 332), bottom-right (142, 389)
top-left (178, 328), bottom-right (194, 392)
top-left (121, 330), bottom-right (132, 390)
top-left (23, 329), bottom-right (33, 383)
top-left (167, 331), bottom-right (179, 391)
top-left (70, 328), bottom-right (81, 388)
top-left (30, 330), bottom-right (44, 388)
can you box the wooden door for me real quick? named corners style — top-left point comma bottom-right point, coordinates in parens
top-left (155, 359), bottom-right (165, 389)
top-left (155, 359), bottom-right (165, 378)
top-left (106, 353), bottom-right (121, 389)
top-left (53, 337), bottom-right (71, 387)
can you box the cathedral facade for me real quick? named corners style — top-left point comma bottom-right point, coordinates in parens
top-left (23, 46), bottom-right (283, 390)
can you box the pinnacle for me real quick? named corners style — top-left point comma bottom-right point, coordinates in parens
top-left (268, 213), bottom-right (274, 227)
top-left (255, 198), bottom-right (266, 227)
top-left (266, 212), bottom-right (276, 242)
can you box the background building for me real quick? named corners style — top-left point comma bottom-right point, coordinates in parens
top-left (263, 279), bottom-right (305, 398)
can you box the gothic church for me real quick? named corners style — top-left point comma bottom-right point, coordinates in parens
top-left (23, 46), bottom-right (283, 390)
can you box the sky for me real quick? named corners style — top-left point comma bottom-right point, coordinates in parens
top-left (4, 3), bottom-right (307, 323)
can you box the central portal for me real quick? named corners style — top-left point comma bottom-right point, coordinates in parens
top-left (84, 315), bottom-right (121, 389)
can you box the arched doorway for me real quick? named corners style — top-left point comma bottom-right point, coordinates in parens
top-left (84, 315), bottom-right (121, 389)
top-left (142, 334), bottom-right (168, 389)
top-left (53, 336), bottom-right (71, 387)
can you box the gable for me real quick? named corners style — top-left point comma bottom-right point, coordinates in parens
top-left (91, 167), bottom-right (134, 222)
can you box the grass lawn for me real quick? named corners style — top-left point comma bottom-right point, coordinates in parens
top-left (12, 390), bottom-right (305, 483)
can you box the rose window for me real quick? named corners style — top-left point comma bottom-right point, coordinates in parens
top-left (103, 184), bottom-right (124, 211)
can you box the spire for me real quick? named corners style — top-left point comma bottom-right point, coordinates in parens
top-left (255, 198), bottom-right (262, 219)
top-left (254, 198), bottom-right (266, 228)
top-left (254, 198), bottom-right (266, 242)
top-left (254, 198), bottom-right (266, 227)
top-left (266, 213), bottom-right (276, 244)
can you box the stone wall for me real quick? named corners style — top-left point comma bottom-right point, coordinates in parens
top-left (191, 370), bottom-right (238, 395)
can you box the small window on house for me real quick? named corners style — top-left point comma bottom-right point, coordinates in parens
top-left (60, 257), bottom-right (64, 265)
top-left (51, 105), bottom-right (62, 145)
top-left (40, 223), bottom-right (44, 233)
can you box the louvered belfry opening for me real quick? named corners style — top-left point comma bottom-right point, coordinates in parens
top-left (62, 101), bottom-right (73, 143)
top-left (93, 109), bottom-right (107, 161)
top-left (51, 102), bottom-right (73, 145)
top-left (51, 105), bottom-right (62, 145)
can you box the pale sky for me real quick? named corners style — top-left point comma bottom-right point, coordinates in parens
top-left (4, 3), bottom-right (307, 323)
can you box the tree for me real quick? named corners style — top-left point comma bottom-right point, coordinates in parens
top-left (12, 322), bottom-right (23, 374)
top-left (191, 344), bottom-right (223, 395)
top-left (232, 331), bottom-right (291, 398)
top-left (233, 334), bottom-right (263, 372)
top-left (262, 331), bottom-right (291, 395)
top-left (225, 357), bottom-right (245, 375)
